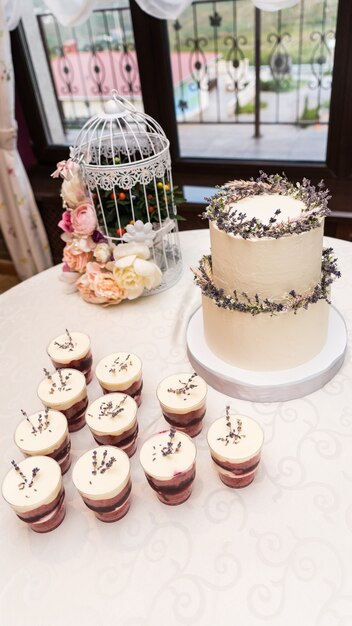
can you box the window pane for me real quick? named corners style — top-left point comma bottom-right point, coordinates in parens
top-left (168, 0), bottom-right (337, 161)
top-left (26, 1), bottom-right (143, 145)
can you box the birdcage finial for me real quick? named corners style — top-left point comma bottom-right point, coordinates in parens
top-left (104, 91), bottom-right (137, 117)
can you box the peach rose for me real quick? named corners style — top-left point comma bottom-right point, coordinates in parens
top-left (71, 201), bottom-right (97, 236)
top-left (63, 244), bottom-right (92, 273)
top-left (93, 273), bottom-right (125, 302)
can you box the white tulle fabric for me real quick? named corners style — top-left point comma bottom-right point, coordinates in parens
top-left (3, 0), bottom-right (301, 30)
top-left (0, 0), bottom-right (52, 279)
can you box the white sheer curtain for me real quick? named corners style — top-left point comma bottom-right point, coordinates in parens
top-left (0, 0), bottom-right (52, 279)
top-left (24, 0), bottom-right (301, 25)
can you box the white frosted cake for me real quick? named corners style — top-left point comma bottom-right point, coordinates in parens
top-left (194, 174), bottom-right (340, 371)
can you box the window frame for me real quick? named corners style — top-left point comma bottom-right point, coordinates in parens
top-left (11, 0), bottom-right (352, 211)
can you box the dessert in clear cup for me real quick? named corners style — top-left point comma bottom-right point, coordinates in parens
top-left (86, 393), bottom-right (138, 457)
top-left (37, 368), bottom-right (87, 432)
top-left (139, 428), bottom-right (196, 505)
top-left (2, 456), bottom-right (65, 533)
top-left (95, 352), bottom-right (143, 407)
top-left (47, 329), bottom-right (93, 384)
top-left (156, 373), bottom-right (207, 437)
top-left (207, 406), bottom-right (264, 488)
top-left (72, 446), bottom-right (131, 522)
top-left (14, 408), bottom-right (71, 474)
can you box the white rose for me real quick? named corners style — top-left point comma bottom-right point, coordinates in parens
top-left (113, 255), bottom-right (162, 300)
top-left (93, 243), bottom-right (112, 264)
top-left (61, 173), bottom-right (86, 208)
top-left (113, 241), bottom-right (150, 261)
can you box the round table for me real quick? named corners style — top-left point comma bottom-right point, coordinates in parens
top-left (1, 230), bottom-right (351, 626)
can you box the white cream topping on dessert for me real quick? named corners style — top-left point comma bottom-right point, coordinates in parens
top-left (156, 373), bottom-right (207, 414)
top-left (14, 409), bottom-right (68, 455)
top-left (95, 352), bottom-right (142, 391)
top-left (2, 456), bottom-right (62, 513)
top-left (37, 368), bottom-right (86, 411)
top-left (140, 429), bottom-right (196, 480)
top-left (72, 446), bottom-right (130, 501)
top-left (47, 331), bottom-right (90, 364)
top-left (207, 414), bottom-right (264, 463)
top-left (230, 193), bottom-right (305, 226)
top-left (86, 393), bottom-right (137, 436)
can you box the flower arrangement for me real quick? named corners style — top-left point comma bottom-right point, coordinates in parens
top-left (52, 159), bottom-right (162, 305)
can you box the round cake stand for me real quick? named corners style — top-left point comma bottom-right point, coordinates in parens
top-left (186, 306), bottom-right (348, 402)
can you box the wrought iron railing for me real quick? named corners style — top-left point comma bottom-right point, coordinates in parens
top-left (169, 0), bottom-right (336, 130)
top-left (37, 6), bottom-right (141, 130)
top-left (36, 0), bottom-right (337, 136)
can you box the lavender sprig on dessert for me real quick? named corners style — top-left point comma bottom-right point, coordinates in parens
top-left (107, 354), bottom-right (132, 374)
top-left (54, 329), bottom-right (75, 352)
top-left (91, 449), bottom-right (117, 476)
top-left (167, 373), bottom-right (198, 398)
top-left (217, 406), bottom-right (246, 446)
top-left (21, 408), bottom-right (51, 436)
top-left (152, 429), bottom-right (182, 461)
top-left (88, 395), bottom-right (128, 421)
top-left (11, 460), bottom-right (40, 491)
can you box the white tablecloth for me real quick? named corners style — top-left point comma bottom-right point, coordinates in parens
top-left (1, 230), bottom-right (352, 626)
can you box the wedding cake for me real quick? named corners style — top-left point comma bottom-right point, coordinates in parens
top-left (193, 173), bottom-right (340, 371)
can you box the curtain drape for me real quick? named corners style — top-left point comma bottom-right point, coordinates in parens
top-left (0, 0), bottom-right (52, 279)
top-left (21, 0), bottom-right (301, 26)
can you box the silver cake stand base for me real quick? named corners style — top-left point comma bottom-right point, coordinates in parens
top-left (186, 306), bottom-right (348, 402)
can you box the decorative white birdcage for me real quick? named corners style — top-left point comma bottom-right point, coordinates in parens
top-left (71, 91), bottom-right (183, 293)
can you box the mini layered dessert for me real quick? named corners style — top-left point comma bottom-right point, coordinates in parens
top-left (37, 368), bottom-right (87, 432)
top-left (72, 446), bottom-right (131, 522)
top-left (95, 352), bottom-right (143, 407)
top-left (47, 329), bottom-right (93, 383)
top-left (207, 407), bottom-right (264, 488)
top-left (86, 393), bottom-right (138, 457)
top-left (156, 373), bottom-right (207, 437)
top-left (14, 408), bottom-right (71, 474)
top-left (2, 456), bottom-right (65, 532)
top-left (139, 429), bottom-right (196, 505)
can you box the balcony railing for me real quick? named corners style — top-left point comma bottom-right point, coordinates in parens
top-left (36, 0), bottom-right (337, 140)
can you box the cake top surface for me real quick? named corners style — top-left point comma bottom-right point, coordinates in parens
top-left (140, 429), bottom-right (196, 479)
top-left (15, 409), bottom-right (68, 453)
top-left (207, 411), bottom-right (264, 462)
top-left (95, 352), bottom-right (141, 387)
top-left (229, 193), bottom-right (305, 225)
top-left (156, 373), bottom-right (207, 411)
top-left (72, 446), bottom-right (130, 497)
top-left (2, 456), bottom-right (62, 509)
top-left (37, 368), bottom-right (86, 406)
top-left (47, 330), bottom-right (90, 363)
top-left (86, 393), bottom-right (137, 434)
top-left (203, 172), bottom-right (330, 239)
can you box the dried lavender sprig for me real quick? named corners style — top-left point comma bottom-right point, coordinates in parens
top-left (107, 354), bottom-right (132, 374)
top-left (193, 248), bottom-right (340, 316)
top-left (217, 407), bottom-right (245, 446)
top-left (21, 409), bottom-right (38, 436)
top-left (153, 429), bottom-right (182, 460)
top-left (167, 373), bottom-right (198, 395)
top-left (95, 395), bottom-right (128, 420)
top-left (54, 329), bottom-right (75, 352)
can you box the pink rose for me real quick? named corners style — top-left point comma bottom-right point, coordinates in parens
top-left (58, 210), bottom-right (74, 233)
top-left (71, 201), bottom-right (97, 236)
top-left (63, 244), bottom-right (92, 273)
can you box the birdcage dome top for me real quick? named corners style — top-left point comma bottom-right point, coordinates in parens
top-left (71, 92), bottom-right (172, 192)
top-left (72, 91), bottom-right (169, 170)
